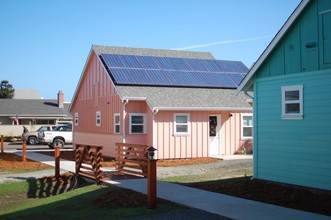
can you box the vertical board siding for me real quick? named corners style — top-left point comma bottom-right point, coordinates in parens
top-left (74, 132), bottom-right (122, 156)
top-left (71, 51), bottom-right (124, 157)
top-left (72, 51), bottom-right (252, 159)
top-left (72, 51), bottom-right (123, 135)
top-left (256, 0), bottom-right (331, 80)
top-left (220, 112), bottom-right (247, 155)
top-left (124, 101), bottom-right (149, 145)
top-left (255, 70), bottom-right (331, 190)
top-left (154, 111), bottom-right (249, 159)
top-left (154, 111), bottom-right (209, 159)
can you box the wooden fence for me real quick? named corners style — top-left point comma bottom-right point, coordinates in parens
top-left (115, 143), bottom-right (149, 177)
top-left (75, 144), bottom-right (103, 183)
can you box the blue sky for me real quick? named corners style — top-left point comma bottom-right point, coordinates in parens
top-left (0, 0), bottom-right (301, 101)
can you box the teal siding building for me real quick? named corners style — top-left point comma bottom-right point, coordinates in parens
top-left (238, 0), bottom-right (331, 191)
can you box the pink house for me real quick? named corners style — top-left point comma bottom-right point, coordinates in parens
top-left (70, 45), bottom-right (252, 159)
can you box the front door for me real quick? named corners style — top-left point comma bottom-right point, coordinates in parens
top-left (209, 115), bottom-right (221, 156)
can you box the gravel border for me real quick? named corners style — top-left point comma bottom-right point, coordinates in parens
top-left (157, 159), bottom-right (253, 178)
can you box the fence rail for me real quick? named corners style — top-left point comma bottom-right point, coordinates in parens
top-left (75, 144), bottom-right (103, 183)
top-left (116, 143), bottom-right (149, 177)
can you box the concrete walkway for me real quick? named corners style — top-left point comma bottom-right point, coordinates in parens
top-left (9, 151), bottom-right (331, 220)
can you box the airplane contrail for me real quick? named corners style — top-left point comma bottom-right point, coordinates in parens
top-left (173, 36), bottom-right (272, 50)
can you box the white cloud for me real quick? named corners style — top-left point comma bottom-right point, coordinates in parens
top-left (173, 36), bottom-right (272, 50)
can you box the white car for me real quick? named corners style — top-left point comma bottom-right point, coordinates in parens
top-left (22, 125), bottom-right (57, 145)
top-left (38, 125), bottom-right (73, 149)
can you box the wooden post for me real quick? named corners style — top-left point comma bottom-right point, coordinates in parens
top-left (147, 159), bottom-right (157, 209)
top-left (22, 141), bottom-right (26, 162)
top-left (55, 146), bottom-right (60, 180)
top-left (1, 135), bottom-right (4, 153)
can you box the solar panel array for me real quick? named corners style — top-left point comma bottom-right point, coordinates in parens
top-left (99, 53), bottom-right (248, 88)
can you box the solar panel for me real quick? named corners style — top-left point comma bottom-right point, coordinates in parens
top-left (99, 53), bottom-right (247, 88)
top-left (199, 59), bottom-right (222, 72)
top-left (135, 56), bottom-right (160, 69)
top-left (101, 54), bottom-right (124, 68)
top-left (120, 55), bottom-right (142, 69)
top-left (214, 60), bottom-right (249, 73)
top-left (184, 58), bottom-right (209, 72)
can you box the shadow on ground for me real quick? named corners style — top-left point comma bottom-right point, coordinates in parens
top-left (27, 173), bottom-right (80, 198)
top-left (0, 173), bottom-right (203, 220)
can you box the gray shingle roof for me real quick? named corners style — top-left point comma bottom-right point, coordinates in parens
top-left (71, 45), bottom-right (251, 112)
top-left (92, 45), bottom-right (215, 59)
top-left (116, 86), bottom-right (251, 110)
top-left (13, 89), bottom-right (41, 99)
top-left (0, 99), bottom-right (71, 117)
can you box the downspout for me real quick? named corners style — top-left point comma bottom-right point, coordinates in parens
top-left (244, 91), bottom-right (254, 101)
top-left (152, 109), bottom-right (159, 158)
top-left (244, 90), bottom-right (255, 180)
top-left (122, 99), bottom-right (129, 143)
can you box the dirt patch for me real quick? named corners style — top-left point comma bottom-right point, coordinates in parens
top-left (37, 150), bottom-right (220, 167)
top-left (93, 188), bottom-right (155, 208)
top-left (0, 153), bottom-right (51, 172)
top-left (2, 152), bottom-right (330, 216)
top-left (185, 177), bottom-right (331, 216)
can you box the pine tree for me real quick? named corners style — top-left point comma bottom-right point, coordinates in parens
top-left (0, 80), bottom-right (15, 99)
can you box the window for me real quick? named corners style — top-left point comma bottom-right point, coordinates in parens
top-left (35, 119), bottom-right (55, 125)
top-left (282, 85), bottom-right (303, 119)
top-left (114, 113), bottom-right (120, 134)
top-left (74, 112), bottom-right (78, 126)
top-left (241, 114), bottom-right (253, 139)
top-left (96, 111), bottom-right (101, 126)
top-left (129, 113), bottom-right (146, 134)
top-left (174, 113), bottom-right (190, 135)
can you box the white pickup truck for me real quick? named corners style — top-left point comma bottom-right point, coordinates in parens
top-left (38, 125), bottom-right (73, 149)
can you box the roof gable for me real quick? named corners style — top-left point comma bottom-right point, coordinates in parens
top-left (116, 86), bottom-right (251, 111)
top-left (92, 45), bottom-right (215, 59)
top-left (99, 53), bottom-right (248, 89)
top-left (0, 99), bottom-right (70, 117)
top-left (237, 0), bottom-right (310, 92)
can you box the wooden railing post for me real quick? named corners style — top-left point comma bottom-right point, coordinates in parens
top-left (147, 158), bottom-right (157, 209)
top-left (1, 135), bottom-right (4, 154)
top-left (147, 146), bottom-right (157, 209)
top-left (75, 144), bottom-right (103, 183)
top-left (22, 141), bottom-right (26, 162)
top-left (55, 146), bottom-right (60, 180)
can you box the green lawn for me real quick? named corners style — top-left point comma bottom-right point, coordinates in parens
top-left (0, 178), bottom-right (186, 220)
top-left (159, 166), bottom-right (252, 183)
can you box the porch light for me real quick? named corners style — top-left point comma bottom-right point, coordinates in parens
top-left (147, 146), bottom-right (157, 160)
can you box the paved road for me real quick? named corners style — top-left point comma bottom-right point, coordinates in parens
top-left (2, 141), bottom-right (73, 152)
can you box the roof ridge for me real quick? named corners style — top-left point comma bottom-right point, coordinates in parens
top-left (92, 45), bottom-right (215, 59)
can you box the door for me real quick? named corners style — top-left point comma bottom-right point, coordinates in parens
top-left (209, 115), bottom-right (221, 156)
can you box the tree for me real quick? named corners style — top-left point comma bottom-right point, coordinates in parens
top-left (0, 80), bottom-right (15, 99)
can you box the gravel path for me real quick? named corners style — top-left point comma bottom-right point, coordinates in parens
top-left (157, 159), bottom-right (253, 178)
top-left (0, 159), bottom-right (253, 183)
top-left (0, 169), bottom-right (68, 183)
top-left (0, 158), bottom-right (251, 219)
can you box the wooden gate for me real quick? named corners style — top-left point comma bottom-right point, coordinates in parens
top-left (75, 144), bottom-right (103, 183)
top-left (116, 143), bottom-right (149, 177)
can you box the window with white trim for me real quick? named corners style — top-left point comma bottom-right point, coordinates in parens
top-left (129, 113), bottom-right (146, 134)
top-left (241, 114), bottom-right (253, 139)
top-left (114, 113), bottom-right (120, 134)
top-left (174, 113), bottom-right (190, 135)
top-left (96, 111), bottom-right (101, 126)
top-left (281, 85), bottom-right (303, 119)
top-left (74, 112), bottom-right (78, 126)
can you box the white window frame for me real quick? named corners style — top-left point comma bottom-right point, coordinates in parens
top-left (241, 113), bottom-right (253, 139)
top-left (281, 85), bottom-right (303, 120)
top-left (74, 112), bottom-right (78, 126)
top-left (129, 113), bottom-right (147, 134)
top-left (174, 113), bottom-right (190, 135)
top-left (114, 113), bottom-right (120, 134)
top-left (96, 111), bottom-right (101, 126)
